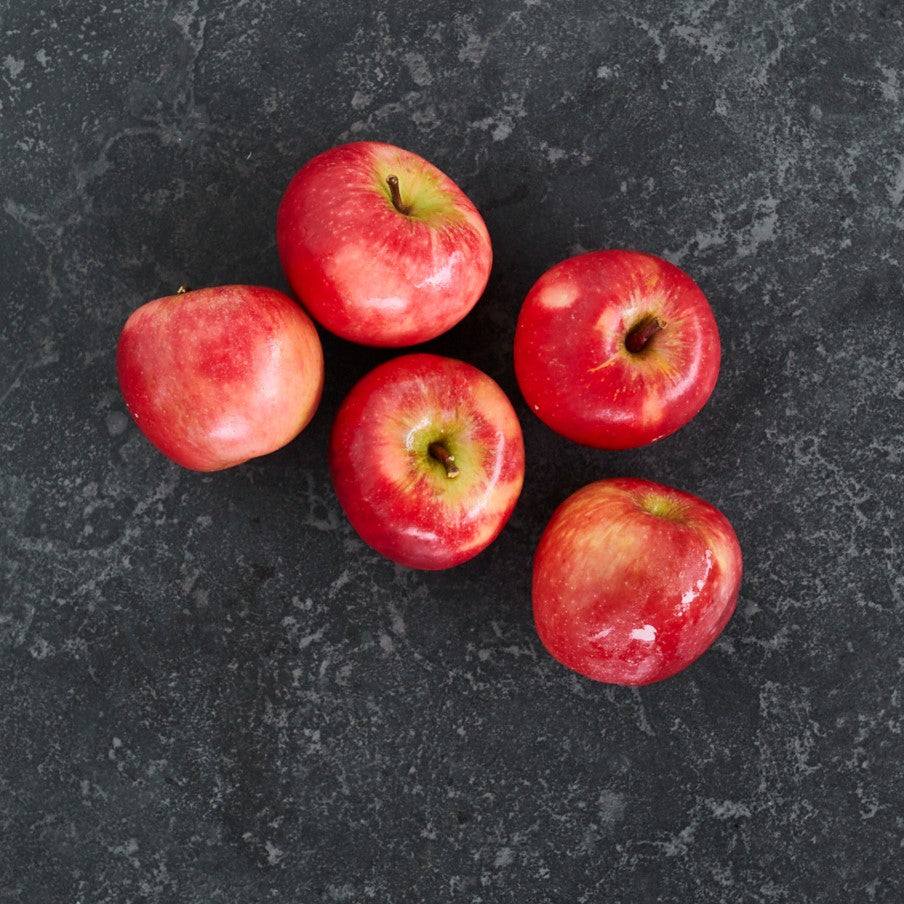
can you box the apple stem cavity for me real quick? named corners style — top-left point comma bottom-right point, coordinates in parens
top-left (625, 316), bottom-right (666, 353)
top-left (177, 285), bottom-right (190, 295)
top-left (428, 442), bottom-right (460, 479)
top-left (387, 175), bottom-right (413, 216)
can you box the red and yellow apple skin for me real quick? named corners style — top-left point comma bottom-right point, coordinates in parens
top-left (117, 285), bottom-right (324, 472)
top-left (276, 141), bottom-right (492, 347)
top-left (533, 478), bottom-right (742, 686)
top-left (514, 250), bottom-right (721, 449)
top-left (329, 354), bottom-right (525, 570)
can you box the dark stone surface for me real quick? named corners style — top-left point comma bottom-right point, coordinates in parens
top-left (2, 1), bottom-right (902, 901)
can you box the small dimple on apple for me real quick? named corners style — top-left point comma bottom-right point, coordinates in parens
top-left (538, 282), bottom-right (579, 310)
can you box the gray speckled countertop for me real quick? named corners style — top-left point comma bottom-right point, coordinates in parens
top-left (2, 2), bottom-right (903, 902)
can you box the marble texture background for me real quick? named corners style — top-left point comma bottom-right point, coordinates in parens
top-left (2, 1), bottom-right (902, 901)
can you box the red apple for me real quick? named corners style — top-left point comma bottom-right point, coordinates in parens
top-left (329, 353), bottom-right (524, 569)
top-left (117, 285), bottom-right (324, 471)
top-left (533, 477), bottom-right (742, 685)
top-left (514, 250), bottom-right (720, 449)
top-left (276, 141), bottom-right (492, 347)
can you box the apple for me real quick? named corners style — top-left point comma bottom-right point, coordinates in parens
top-left (513, 249), bottom-right (721, 449)
top-left (329, 353), bottom-right (524, 569)
top-left (276, 141), bottom-right (492, 347)
top-left (533, 477), bottom-right (742, 685)
top-left (117, 285), bottom-right (324, 471)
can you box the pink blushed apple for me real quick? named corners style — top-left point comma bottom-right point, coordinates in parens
top-left (277, 141), bottom-right (492, 347)
top-left (514, 250), bottom-right (721, 449)
top-left (117, 285), bottom-right (324, 471)
top-left (533, 477), bottom-right (742, 685)
top-left (329, 353), bottom-right (525, 570)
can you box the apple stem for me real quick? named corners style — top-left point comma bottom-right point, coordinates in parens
top-left (177, 285), bottom-right (190, 295)
top-left (625, 316), bottom-right (666, 353)
top-left (429, 442), bottom-right (460, 479)
top-left (387, 175), bottom-right (412, 216)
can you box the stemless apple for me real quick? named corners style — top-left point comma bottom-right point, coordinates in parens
top-left (514, 250), bottom-right (721, 449)
top-left (117, 285), bottom-right (324, 471)
top-left (330, 354), bottom-right (525, 569)
top-left (533, 478), bottom-right (742, 685)
top-left (277, 141), bottom-right (492, 347)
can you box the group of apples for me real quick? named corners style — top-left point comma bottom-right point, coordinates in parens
top-left (117, 141), bottom-right (742, 687)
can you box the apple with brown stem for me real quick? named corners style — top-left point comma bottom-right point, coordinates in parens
top-left (277, 141), bottom-right (492, 347)
top-left (329, 353), bottom-right (525, 569)
top-left (514, 249), bottom-right (721, 449)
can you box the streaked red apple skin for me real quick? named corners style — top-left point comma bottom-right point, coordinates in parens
top-left (277, 141), bottom-right (492, 347)
top-left (117, 285), bottom-right (324, 471)
top-left (514, 250), bottom-right (721, 449)
top-left (329, 354), bottom-right (525, 570)
top-left (533, 478), bottom-right (742, 686)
